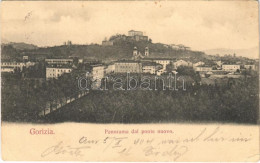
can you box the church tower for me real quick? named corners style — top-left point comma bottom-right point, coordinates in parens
top-left (145, 47), bottom-right (149, 56)
top-left (133, 47), bottom-right (138, 56)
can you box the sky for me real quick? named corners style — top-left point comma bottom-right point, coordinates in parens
top-left (1, 1), bottom-right (259, 53)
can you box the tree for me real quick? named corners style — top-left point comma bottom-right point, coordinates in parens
top-left (166, 63), bottom-right (174, 73)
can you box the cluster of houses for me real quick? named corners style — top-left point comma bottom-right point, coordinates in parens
top-left (1, 56), bottom-right (36, 73)
top-left (1, 46), bottom-right (258, 82)
top-left (43, 46), bottom-right (257, 81)
top-left (169, 44), bottom-right (191, 51)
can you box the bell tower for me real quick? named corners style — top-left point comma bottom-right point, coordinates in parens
top-left (133, 47), bottom-right (138, 56)
top-left (145, 47), bottom-right (149, 56)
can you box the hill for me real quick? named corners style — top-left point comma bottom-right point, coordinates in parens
top-left (2, 42), bottom-right (207, 62)
top-left (6, 42), bottom-right (38, 50)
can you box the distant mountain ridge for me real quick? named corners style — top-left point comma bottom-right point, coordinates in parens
top-left (204, 47), bottom-right (258, 59)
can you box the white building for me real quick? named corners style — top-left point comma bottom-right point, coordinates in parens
top-left (222, 64), bottom-right (240, 72)
top-left (154, 59), bottom-right (171, 69)
top-left (142, 62), bottom-right (157, 74)
top-left (1, 67), bottom-right (15, 73)
top-left (173, 60), bottom-right (193, 68)
top-left (105, 64), bottom-right (115, 74)
top-left (25, 61), bottom-right (36, 67)
top-left (1, 61), bottom-right (36, 71)
top-left (1, 62), bottom-right (26, 69)
top-left (115, 61), bottom-right (142, 73)
top-left (78, 59), bottom-right (83, 63)
top-left (46, 67), bottom-right (72, 79)
top-left (23, 56), bottom-right (29, 60)
top-left (91, 64), bottom-right (105, 81)
top-left (194, 66), bottom-right (212, 72)
top-left (141, 58), bottom-right (172, 73)
top-left (193, 61), bottom-right (205, 67)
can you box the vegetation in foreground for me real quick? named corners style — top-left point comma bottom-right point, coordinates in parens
top-left (44, 74), bottom-right (258, 124)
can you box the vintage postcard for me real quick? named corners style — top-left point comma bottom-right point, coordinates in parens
top-left (1, 0), bottom-right (259, 162)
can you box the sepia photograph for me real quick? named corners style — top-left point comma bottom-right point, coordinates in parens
top-left (1, 0), bottom-right (259, 161)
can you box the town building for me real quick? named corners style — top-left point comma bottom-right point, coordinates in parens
top-left (194, 66), bottom-right (212, 72)
top-left (102, 40), bottom-right (114, 46)
top-left (128, 30), bottom-right (144, 36)
top-left (46, 66), bottom-right (72, 79)
top-left (154, 59), bottom-right (172, 69)
top-left (170, 44), bottom-right (179, 50)
top-left (173, 60), bottom-right (193, 68)
top-left (1, 67), bottom-right (15, 73)
top-left (1, 61), bottom-right (36, 72)
top-left (115, 60), bottom-right (142, 73)
top-left (1, 62), bottom-right (26, 69)
top-left (127, 30), bottom-right (148, 41)
top-left (26, 61), bottom-right (36, 67)
top-left (105, 63), bottom-right (115, 74)
top-left (156, 69), bottom-right (166, 76)
top-left (23, 56), bottom-right (29, 61)
top-left (141, 58), bottom-right (174, 70)
top-left (171, 44), bottom-right (190, 50)
top-left (222, 64), bottom-right (240, 72)
top-left (78, 59), bottom-right (83, 63)
top-left (45, 58), bottom-right (73, 65)
top-left (142, 62), bottom-right (157, 74)
top-left (244, 65), bottom-right (256, 70)
top-left (91, 64), bottom-right (105, 81)
top-left (84, 60), bottom-right (101, 65)
top-left (193, 61), bottom-right (205, 67)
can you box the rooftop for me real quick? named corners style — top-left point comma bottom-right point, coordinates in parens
top-left (45, 58), bottom-right (73, 60)
top-left (91, 64), bottom-right (105, 67)
top-left (142, 62), bottom-right (157, 66)
top-left (141, 58), bottom-right (176, 61)
top-left (129, 30), bottom-right (142, 32)
top-left (116, 60), bottom-right (141, 63)
top-left (46, 65), bottom-right (73, 69)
